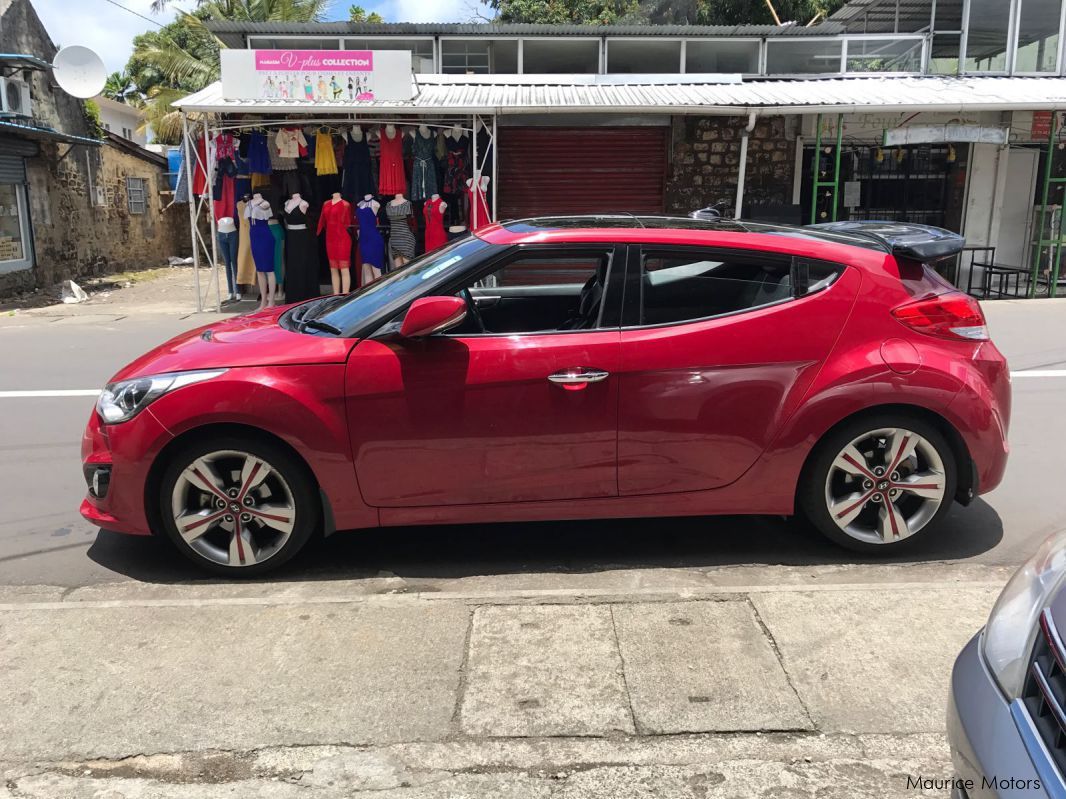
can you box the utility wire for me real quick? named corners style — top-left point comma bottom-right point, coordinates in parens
top-left (97, 0), bottom-right (166, 28)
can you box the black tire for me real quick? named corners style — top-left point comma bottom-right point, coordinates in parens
top-left (157, 435), bottom-right (319, 577)
top-left (798, 412), bottom-right (958, 554)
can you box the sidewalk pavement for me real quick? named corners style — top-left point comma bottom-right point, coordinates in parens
top-left (0, 565), bottom-right (1007, 798)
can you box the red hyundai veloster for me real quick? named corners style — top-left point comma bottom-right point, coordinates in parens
top-left (80, 217), bottom-right (1010, 575)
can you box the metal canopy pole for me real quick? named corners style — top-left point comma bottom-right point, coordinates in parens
top-left (180, 112), bottom-right (203, 313)
top-left (491, 113), bottom-right (498, 222)
top-left (202, 115), bottom-right (221, 313)
top-left (1030, 112), bottom-right (1064, 297)
top-left (471, 114), bottom-right (480, 228)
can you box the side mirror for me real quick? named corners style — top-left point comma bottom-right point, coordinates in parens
top-left (400, 296), bottom-right (468, 338)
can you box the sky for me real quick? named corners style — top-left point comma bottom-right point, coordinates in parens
top-left (31, 0), bottom-right (473, 74)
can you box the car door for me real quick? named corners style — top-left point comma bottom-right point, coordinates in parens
top-left (617, 244), bottom-right (859, 496)
top-left (345, 244), bottom-right (624, 508)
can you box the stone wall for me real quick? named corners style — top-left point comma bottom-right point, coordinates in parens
top-left (665, 115), bottom-right (798, 217)
top-left (0, 0), bottom-right (190, 299)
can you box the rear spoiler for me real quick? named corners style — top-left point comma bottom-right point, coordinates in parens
top-left (807, 221), bottom-right (965, 263)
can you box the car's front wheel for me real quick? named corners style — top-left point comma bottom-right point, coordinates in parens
top-left (158, 436), bottom-right (319, 576)
top-left (799, 414), bottom-right (957, 552)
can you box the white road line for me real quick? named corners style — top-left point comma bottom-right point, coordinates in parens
top-left (0, 369), bottom-right (1064, 399)
top-left (0, 389), bottom-right (100, 398)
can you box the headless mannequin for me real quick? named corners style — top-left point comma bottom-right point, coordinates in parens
top-left (389, 192), bottom-right (410, 269)
top-left (383, 123), bottom-right (397, 139)
top-left (285, 192), bottom-right (309, 215)
top-left (251, 193), bottom-right (277, 310)
top-left (418, 124), bottom-right (431, 139)
top-left (360, 193), bottom-right (382, 286)
top-left (449, 123), bottom-right (462, 140)
top-left (350, 125), bottom-right (363, 142)
top-left (327, 192), bottom-right (351, 295)
top-left (465, 175), bottom-right (491, 228)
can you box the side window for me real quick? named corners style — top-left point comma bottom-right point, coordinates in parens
top-left (640, 249), bottom-right (794, 326)
top-left (451, 249), bottom-right (614, 335)
top-left (794, 259), bottom-right (843, 296)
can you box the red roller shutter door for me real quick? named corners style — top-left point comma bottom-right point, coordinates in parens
top-left (498, 126), bottom-right (667, 219)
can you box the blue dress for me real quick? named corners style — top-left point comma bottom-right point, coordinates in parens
top-left (356, 204), bottom-right (385, 269)
top-left (247, 132), bottom-right (272, 174)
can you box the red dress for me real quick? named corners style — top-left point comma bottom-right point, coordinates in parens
top-left (423, 197), bottom-right (447, 251)
top-left (316, 198), bottom-right (352, 263)
top-left (377, 129), bottom-right (407, 195)
top-left (466, 178), bottom-right (491, 230)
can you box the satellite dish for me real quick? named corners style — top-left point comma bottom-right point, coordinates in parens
top-left (52, 45), bottom-right (107, 99)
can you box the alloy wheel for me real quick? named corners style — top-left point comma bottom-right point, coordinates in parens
top-left (823, 427), bottom-right (946, 545)
top-left (170, 449), bottom-right (296, 568)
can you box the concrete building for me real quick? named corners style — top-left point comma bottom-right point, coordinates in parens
top-left (94, 95), bottom-right (147, 146)
top-left (0, 0), bottom-right (189, 297)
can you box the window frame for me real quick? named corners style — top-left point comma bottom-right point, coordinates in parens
top-left (0, 180), bottom-right (33, 274)
top-left (125, 176), bottom-right (148, 215)
top-left (621, 244), bottom-right (843, 330)
top-left (438, 242), bottom-right (627, 338)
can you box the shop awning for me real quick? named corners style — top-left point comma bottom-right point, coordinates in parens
top-left (176, 74), bottom-right (1066, 116)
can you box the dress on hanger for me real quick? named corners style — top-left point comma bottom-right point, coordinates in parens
top-left (275, 127), bottom-right (307, 159)
top-left (410, 132), bottom-right (438, 201)
top-left (316, 198), bottom-right (352, 262)
top-left (246, 132), bottom-right (272, 175)
top-left (192, 135), bottom-right (208, 196)
top-left (245, 201), bottom-right (275, 273)
top-left (443, 134), bottom-right (470, 195)
top-left (235, 198), bottom-right (255, 285)
top-left (342, 133), bottom-right (375, 200)
top-left (283, 202), bottom-right (320, 303)
top-left (423, 197), bottom-right (447, 252)
top-left (315, 130), bottom-right (339, 176)
top-left (466, 178), bottom-right (491, 231)
top-left (377, 129), bottom-right (407, 195)
top-left (356, 200), bottom-right (385, 270)
top-left (387, 200), bottom-right (416, 259)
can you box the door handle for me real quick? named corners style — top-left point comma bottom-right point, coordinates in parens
top-left (548, 368), bottom-right (610, 390)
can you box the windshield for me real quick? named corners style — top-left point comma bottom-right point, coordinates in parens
top-left (311, 235), bottom-right (492, 334)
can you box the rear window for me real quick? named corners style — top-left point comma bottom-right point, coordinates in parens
top-left (638, 249), bottom-right (842, 327)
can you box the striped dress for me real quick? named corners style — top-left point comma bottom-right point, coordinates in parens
top-left (387, 200), bottom-right (416, 259)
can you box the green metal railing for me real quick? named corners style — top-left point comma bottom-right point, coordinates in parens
top-left (809, 113), bottom-right (844, 225)
top-left (1030, 113), bottom-right (1066, 298)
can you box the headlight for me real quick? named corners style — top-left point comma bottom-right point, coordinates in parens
top-left (96, 369), bottom-right (226, 424)
top-left (983, 530), bottom-right (1066, 698)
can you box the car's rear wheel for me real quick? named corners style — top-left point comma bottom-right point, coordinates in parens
top-left (158, 436), bottom-right (318, 576)
top-left (799, 414), bottom-right (957, 552)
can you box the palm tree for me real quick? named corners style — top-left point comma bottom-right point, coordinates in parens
top-left (132, 0), bottom-right (333, 143)
top-left (103, 70), bottom-right (139, 103)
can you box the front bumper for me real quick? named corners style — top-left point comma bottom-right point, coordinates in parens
top-left (79, 408), bottom-right (173, 535)
top-left (949, 633), bottom-right (1057, 798)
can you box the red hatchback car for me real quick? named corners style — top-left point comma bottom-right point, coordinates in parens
top-left (81, 217), bottom-right (1010, 575)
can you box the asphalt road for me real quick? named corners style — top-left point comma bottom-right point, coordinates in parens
top-left (0, 301), bottom-right (1063, 588)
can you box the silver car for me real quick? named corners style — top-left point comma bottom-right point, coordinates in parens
top-left (949, 532), bottom-right (1066, 798)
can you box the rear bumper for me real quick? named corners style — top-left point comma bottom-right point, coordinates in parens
top-left (945, 341), bottom-right (1011, 496)
top-left (948, 633), bottom-right (1054, 798)
top-left (79, 408), bottom-right (173, 535)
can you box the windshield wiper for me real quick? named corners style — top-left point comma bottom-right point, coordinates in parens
top-left (299, 318), bottom-right (342, 336)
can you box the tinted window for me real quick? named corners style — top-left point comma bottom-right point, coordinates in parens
top-left (453, 249), bottom-right (614, 335)
top-left (639, 250), bottom-right (794, 326)
top-left (314, 235), bottom-right (491, 333)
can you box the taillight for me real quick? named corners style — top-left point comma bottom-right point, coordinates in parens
top-left (891, 292), bottom-right (989, 341)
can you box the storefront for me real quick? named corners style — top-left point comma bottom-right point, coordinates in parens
top-left (174, 23), bottom-right (1066, 309)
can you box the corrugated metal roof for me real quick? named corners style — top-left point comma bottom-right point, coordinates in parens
top-left (176, 75), bottom-right (1066, 115)
top-left (206, 20), bottom-right (846, 48)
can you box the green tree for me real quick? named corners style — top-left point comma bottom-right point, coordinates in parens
top-left (103, 70), bottom-right (139, 103)
top-left (349, 4), bottom-right (384, 22)
top-left (484, 0), bottom-right (845, 25)
top-left (127, 0), bottom-right (334, 143)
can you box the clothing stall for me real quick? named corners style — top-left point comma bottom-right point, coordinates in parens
top-left (173, 104), bottom-right (498, 313)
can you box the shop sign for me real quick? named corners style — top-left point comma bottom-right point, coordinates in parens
top-left (220, 49), bottom-right (414, 103)
top-left (1031, 111), bottom-right (1053, 140)
top-left (882, 124), bottom-right (1009, 145)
